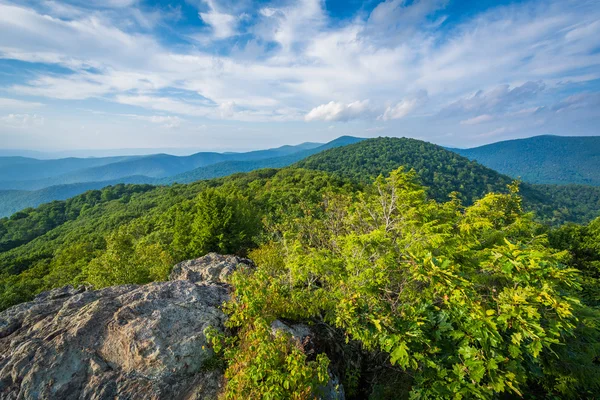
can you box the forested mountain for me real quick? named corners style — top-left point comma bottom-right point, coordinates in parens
top-left (2, 148), bottom-right (600, 397)
top-left (296, 137), bottom-right (600, 224)
top-left (452, 135), bottom-right (600, 185)
top-left (2, 137), bottom-right (599, 304)
top-left (297, 137), bottom-right (512, 204)
top-left (0, 176), bottom-right (156, 218)
top-left (164, 135), bottom-right (364, 184)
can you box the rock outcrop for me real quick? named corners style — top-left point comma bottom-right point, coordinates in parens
top-left (0, 253), bottom-right (343, 400)
top-left (169, 252), bottom-right (255, 283)
top-left (0, 254), bottom-right (245, 400)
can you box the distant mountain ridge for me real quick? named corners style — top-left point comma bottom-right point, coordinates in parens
top-left (0, 141), bottom-right (325, 191)
top-left (2, 135), bottom-right (599, 222)
top-left (163, 136), bottom-right (364, 184)
top-left (0, 137), bottom-right (362, 217)
top-left (0, 155), bottom-right (139, 183)
top-left (451, 135), bottom-right (600, 186)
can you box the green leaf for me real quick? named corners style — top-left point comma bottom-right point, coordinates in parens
top-left (390, 341), bottom-right (409, 368)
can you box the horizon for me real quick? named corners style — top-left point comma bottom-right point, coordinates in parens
top-left (0, 0), bottom-right (599, 150)
top-left (1, 132), bottom-right (597, 159)
top-left (2, 133), bottom-right (599, 159)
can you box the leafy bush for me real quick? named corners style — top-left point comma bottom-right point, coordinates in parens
top-left (217, 168), bottom-right (599, 399)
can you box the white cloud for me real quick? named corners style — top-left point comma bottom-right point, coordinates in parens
top-left (256, 0), bottom-right (325, 52)
top-left (367, 0), bottom-right (448, 41)
top-left (442, 81), bottom-right (546, 116)
top-left (120, 114), bottom-right (183, 128)
top-left (218, 101), bottom-right (236, 118)
top-left (199, 11), bottom-right (238, 39)
top-left (460, 114), bottom-right (494, 125)
top-left (0, 98), bottom-right (44, 109)
top-left (305, 100), bottom-right (372, 122)
top-left (380, 93), bottom-right (427, 120)
top-left (0, 113), bottom-right (44, 128)
top-left (0, 0), bottom-right (599, 147)
top-left (551, 92), bottom-right (600, 113)
top-left (149, 116), bottom-right (181, 129)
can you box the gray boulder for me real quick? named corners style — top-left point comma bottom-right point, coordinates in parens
top-left (0, 253), bottom-right (343, 399)
top-left (169, 253), bottom-right (255, 283)
top-left (0, 253), bottom-right (240, 400)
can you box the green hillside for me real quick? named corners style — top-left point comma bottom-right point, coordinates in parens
top-left (297, 137), bottom-right (512, 204)
top-left (3, 136), bottom-right (599, 308)
top-left (296, 137), bottom-right (600, 224)
top-left (0, 177), bottom-right (155, 218)
top-left (452, 135), bottom-right (600, 185)
top-left (1, 159), bottom-right (599, 398)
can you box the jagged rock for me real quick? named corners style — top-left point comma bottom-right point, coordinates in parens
top-left (0, 279), bottom-right (228, 399)
top-left (169, 252), bottom-right (255, 284)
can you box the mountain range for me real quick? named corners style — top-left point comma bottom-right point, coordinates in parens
top-left (0, 135), bottom-right (599, 219)
top-left (3, 136), bottom-right (600, 399)
top-left (0, 137), bottom-right (360, 217)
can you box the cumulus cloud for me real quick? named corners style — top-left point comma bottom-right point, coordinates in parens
top-left (380, 93), bottom-right (427, 120)
top-left (305, 100), bottom-right (372, 122)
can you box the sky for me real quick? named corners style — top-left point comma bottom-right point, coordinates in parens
top-left (0, 0), bottom-right (599, 153)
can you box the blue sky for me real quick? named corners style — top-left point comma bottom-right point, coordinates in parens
top-left (0, 0), bottom-right (599, 152)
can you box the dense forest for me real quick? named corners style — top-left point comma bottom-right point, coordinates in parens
top-left (1, 137), bottom-right (600, 398)
top-left (297, 138), bottom-right (600, 224)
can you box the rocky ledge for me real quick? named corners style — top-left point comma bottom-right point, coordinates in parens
top-left (0, 253), bottom-right (243, 400)
top-left (0, 253), bottom-right (343, 400)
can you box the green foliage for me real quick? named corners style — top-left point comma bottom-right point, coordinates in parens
top-left (207, 318), bottom-right (330, 400)
top-left (173, 188), bottom-right (261, 258)
top-left (0, 179), bottom-right (157, 218)
top-left (84, 225), bottom-right (173, 288)
top-left (0, 184), bottom-right (154, 253)
top-left (1, 139), bottom-right (600, 399)
top-left (549, 217), bottom-right (600, 306)
top-left (219, 168), bottom-right (599, 399)
top-left (296, 137), bottom-right (511, 205)
top-left (0, 168), bottom-right (348, 310)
